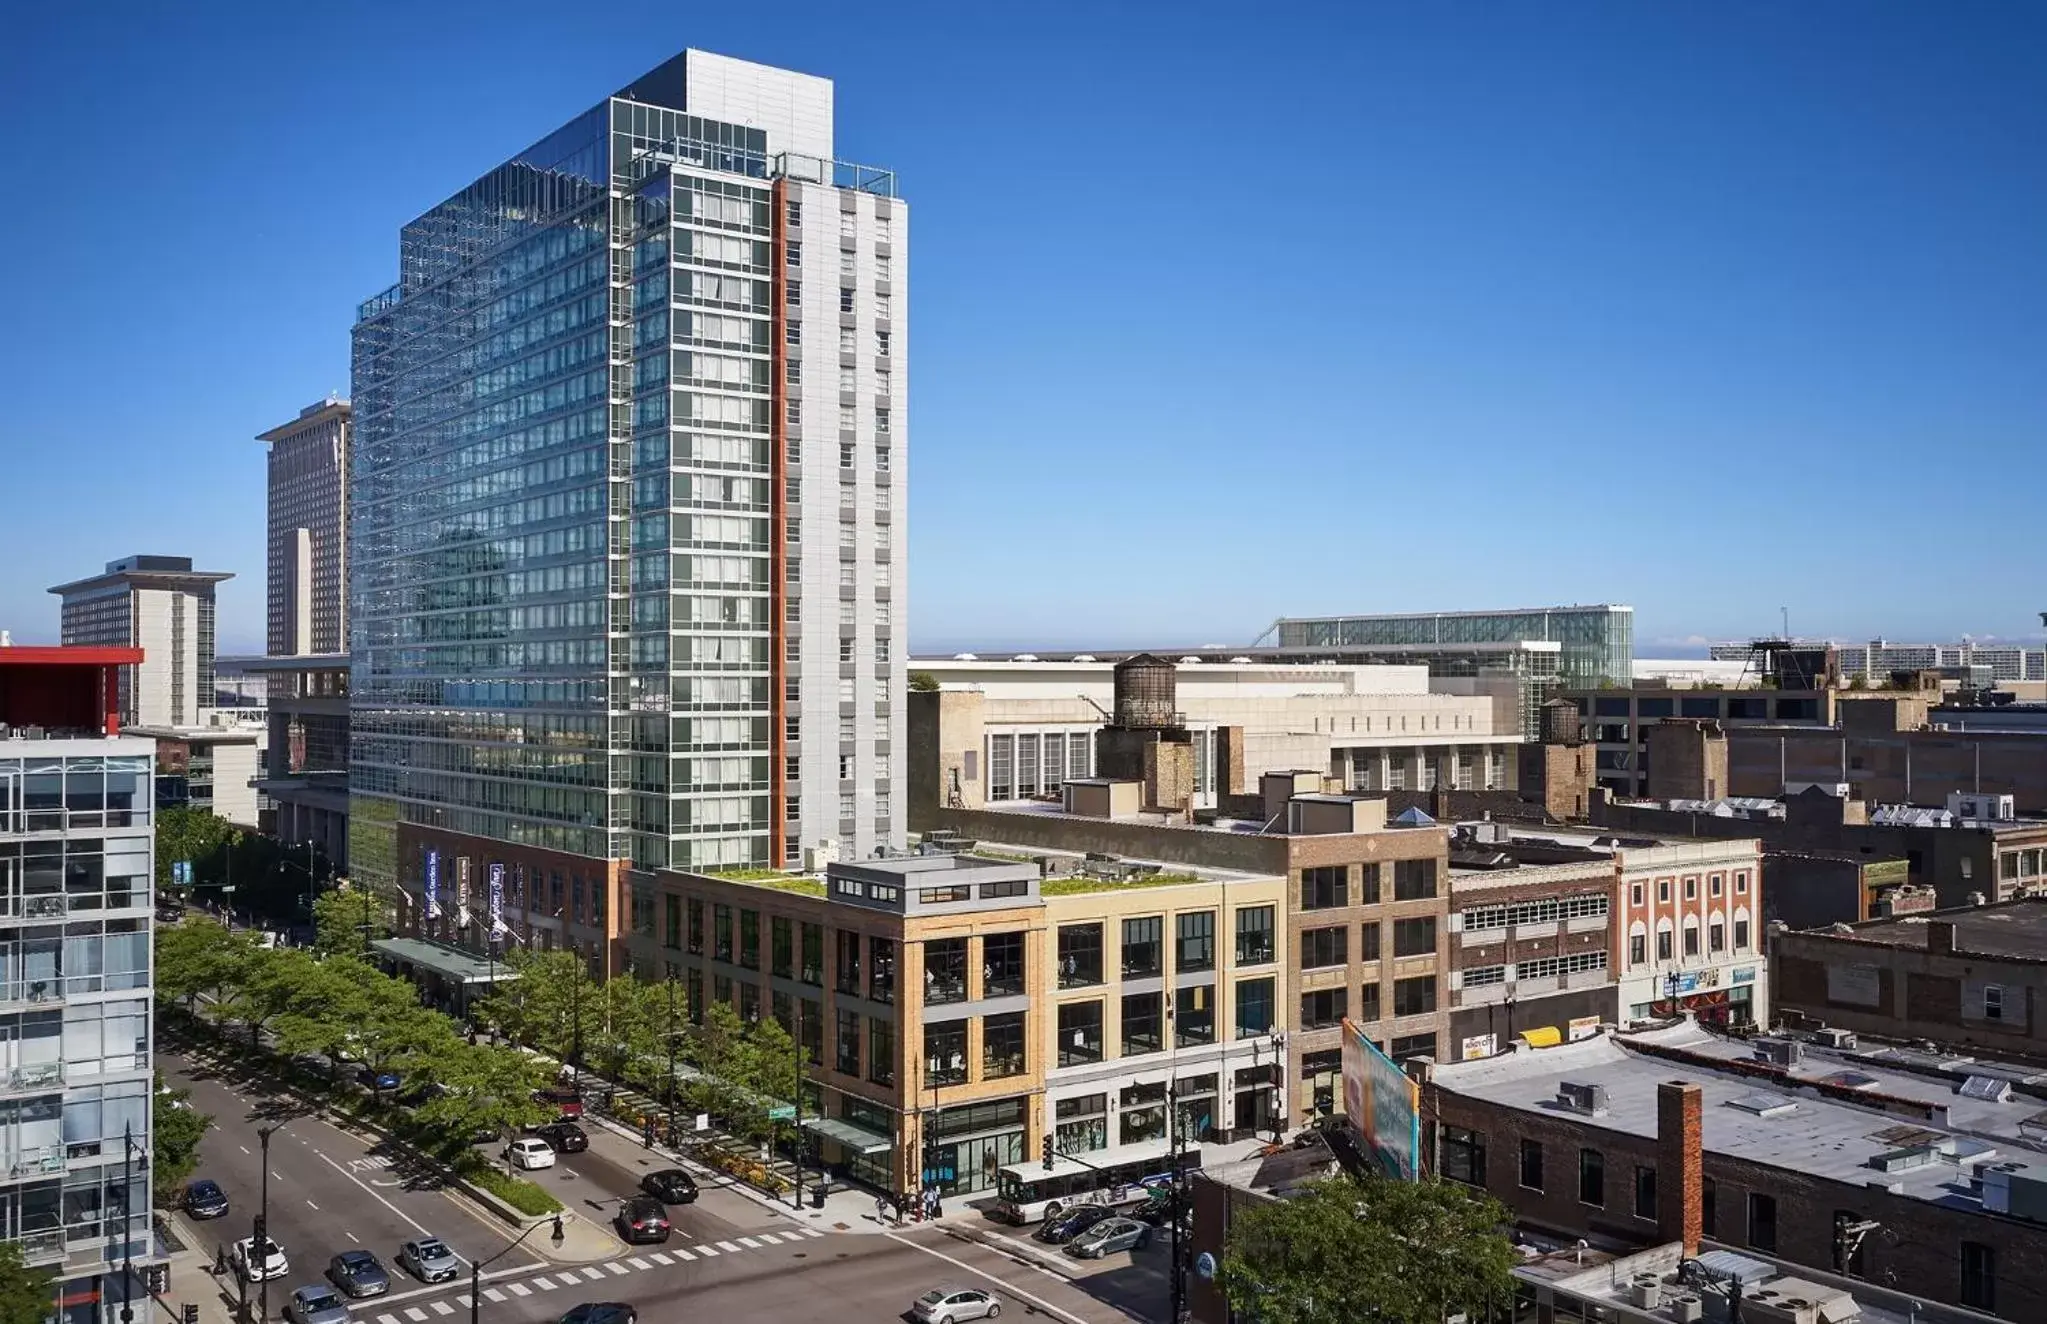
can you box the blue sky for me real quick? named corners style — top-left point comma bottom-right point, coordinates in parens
top-left (3, 2), bottom-right (2043, 655)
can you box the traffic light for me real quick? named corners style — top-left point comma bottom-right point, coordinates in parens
top-left (252, 1215), bottom-right (266, 1249)
top-left (183, 1305), bottom-right (199, 1324)
top-left (1042, 1135), bottom-right (1055, 1171)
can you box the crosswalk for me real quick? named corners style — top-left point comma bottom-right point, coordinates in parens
top-left (362, 1228), bottom-right (827, 1324)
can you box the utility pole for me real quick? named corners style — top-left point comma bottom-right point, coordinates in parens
top-left (121, 1122), bottom-right (140, 1324)
top-left (791, 1032), bottom-right (804, 1211)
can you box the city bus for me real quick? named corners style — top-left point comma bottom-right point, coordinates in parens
top-left (990, 1142), bottom-right (1203, 1225)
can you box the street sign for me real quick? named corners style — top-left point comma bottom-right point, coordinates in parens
top-left (767, 1104), bottom-right (796, 1122)
top-left (173, 861), bottom-right (191, 887)
top-left (695, 1113), bottom-right (711, 1132)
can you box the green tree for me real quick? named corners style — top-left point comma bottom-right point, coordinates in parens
top-left (592, 974), bottom-right (667, 1084)
top-left (740, 1013), bottom-right (800, 1147)
top-left (411, 1042), bottom-right (553, 1149)
top-left (270, 956), bottom-right (372, 1079)
top-left (152, 1073), bottom-right (213, 1204)
top-left (154, 916), bottom-right (255, 1011)
top-left (479, 948), bottom-right (596, 1067)
top-left (347, 965), bottom-right (460, 1093)
top-left (0, 1241), bottom-right (55, 1324)
top-left (221, 946), bottom-right (317, 1050)
top-left (154, 806), bottom-right (233, 892)
top-left (908, 671), bottom-right (940, 692)
top-left (312, 884), bottom-right (392, 957)
top-left (1218, 1175), bottom-right (1517, 1324)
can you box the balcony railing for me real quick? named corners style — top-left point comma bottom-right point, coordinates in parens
top-left (1, 1062), bottom-right (63, 1092)
top-left (0, 894), bottom-right (66, 922)
top-left (17, 1229), bottom-right (64, 1264)
top-left (8, 1145), bottom-right (64, 1176)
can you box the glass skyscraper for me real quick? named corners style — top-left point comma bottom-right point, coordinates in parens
top-left (350, 50), bottom-right (906, 899)
top-left (1275, 605), bottom-right (1634, 689)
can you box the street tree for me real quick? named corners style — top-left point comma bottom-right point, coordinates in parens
top-left (349, 969), bottom-right (459, 1094)
top-left (411, 1041), bottom-right (553, 1148)
top-left (592, 974), bottom-right (667, 1084)
top-left (742, 1012), bottom-right (801, 1148)
top-left (152, 1072), bottom-right (212, 1204)
top-left (1218, 1174), bottom-right (1517, 1324)
top-left (480, 948), bottom-right (595, 1066)
top-left (0, 1241), bottom-right (55, 1324)
top-left (312, 884), bottom-right (392, 957)
top-left (270, 956), bottom-right (374, 1079)
top-left (153, 806), bottom-right (232, 893)
top-left (221, 946), bottom-right (318, 1050)
top-left (153, 916), bottom-right (255, 1011)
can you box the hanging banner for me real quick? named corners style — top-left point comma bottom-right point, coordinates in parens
top-left (488, 863), bottom-right (506, 936)
top-left (423, 849), bottom-right (442, 920)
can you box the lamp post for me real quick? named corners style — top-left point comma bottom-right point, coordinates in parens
top-left (790, 1032), bottom-right (804, 1211)
top-left (471, 1214), bottom-right (565, 1324)
top-left (121, 1122), bottom-right (146, 1324)
top-left (664, 973), bottom-right (679, 1148)
top-left (569, 964), bottom-right (584, 1088)
top-left (245, 1119), bottom-right (289, 1324)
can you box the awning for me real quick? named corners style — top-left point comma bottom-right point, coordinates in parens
top-left (1516, 1026), bottom-right (1563, 1049)
top-left (371, 937), bottom-right (520, 985)
top-left (801, 1116), bottom-right (895, 1155)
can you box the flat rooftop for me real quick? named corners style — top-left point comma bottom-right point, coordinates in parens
top-left (1434, 1021), bottom-right (2047, 1218)
top-left (918, 832), bottom-right (1276, 890)
top-left (1831, 898), bottom-right (2047, 959)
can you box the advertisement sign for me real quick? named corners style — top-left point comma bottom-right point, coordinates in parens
top-left (1568, 1016), bottom-right (1602, 1042)
top-left (456, 856), bottom-right (472, 910)
top-left (423, 849), bottom-right (442, 920)
top-left (488, 863), bottom-right (505, 936)
top-left (1339, 1018), bottom-right (1421, 1181)
top-left (1460, 1034), bottom-right (1497, 1061)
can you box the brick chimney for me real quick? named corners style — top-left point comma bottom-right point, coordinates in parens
top-left (1657, 1080), bottom-right (1703, 1257)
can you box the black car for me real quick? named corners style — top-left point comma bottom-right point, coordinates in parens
top-left (614, 1196), bottom-right (671, 1245)
top-left (1131, 1190), bottom-right (1187, 1228)
top-left (557, 1306), bottom-right (637, 1324)
top-left (1034, 1202), bottom-right (1116, 1245)
top-left (535, 1121), bottom-right (588, 1153)
top-left (640, 1169), bottom-right (698, 1205)
top-left (182, 1179), bottom-right (230, 1220)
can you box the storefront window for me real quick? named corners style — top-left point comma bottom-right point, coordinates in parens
top-left (1054, 1094), bottom-right (1108, 1155)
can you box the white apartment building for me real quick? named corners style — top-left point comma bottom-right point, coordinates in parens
top-left (50, 556), bottom-right (234, 729)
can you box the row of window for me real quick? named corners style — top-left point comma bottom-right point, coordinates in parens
top-left (1461, 893), bottom-right (1609, 932)
top-left (1626, 916), bottom-right (1752, 964)
top-left (1056, 907), bottom-right (1274, 986)
top-left (1460, 949), bottom-right (1608, 988)
top-left (1299, 916), bottom-right (1438, 968)
top-left (1628, 871), bottom-right (1750, 906)
top-left (1300, 859), bottom-right (1439, 909)
top-left (1299, 976), bottom-right (1436, 1028)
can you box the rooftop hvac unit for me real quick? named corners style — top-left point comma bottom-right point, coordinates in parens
top-left (1556, 1081), bottom-right (1608, 1116)
top-left (1666, 1297), bottom-right (1703, 1324)
top-left (1811, 1027), bottom-right (1857, 1050)
top-left (1754, 1039), bottom-right (1805, 1068)
top-left (1947, 791), bottom-right (2016, 822)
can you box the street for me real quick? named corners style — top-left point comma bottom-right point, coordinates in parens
top-left (161, 1043), bottom-right (1157, 1323)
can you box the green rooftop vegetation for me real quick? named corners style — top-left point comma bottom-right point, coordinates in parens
top-left (1041, 872), bottom-right (1206, 896)
top-left (707, 867), bottom-right (827, 897)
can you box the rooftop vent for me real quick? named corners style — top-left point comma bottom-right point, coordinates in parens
top-left (1811, 1028), bottom-right (1858, 1050)
top-left (1726, 1091), bottom-right (1797, 1118)
top-left (1818, 1071), bottom-right (1881, 1091)
top-left (1959, 1075), bottom-right (2015, 1103)
top-left (1753, 1039), bottom-right (1805, 1068)
top-left (1556, 1081), bottom-right (1609, 1116)
top-left (1869, 1145), bottom-right (1940, 1173)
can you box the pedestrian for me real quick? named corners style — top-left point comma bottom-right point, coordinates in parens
top-left (213, 1245), bottom-right (228, 1276)
top-left (875, 1194), bottom-right (889, 1223)
top-left (642, 1118), bottom-right (655, 1149)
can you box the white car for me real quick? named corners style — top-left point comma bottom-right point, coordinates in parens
top-left (232, 1236), bottom-right (290, 1282)
top-left (505, 1137), bottom-right (557, 1171)
top-left (910, 1286), bottom-right (1001, 1323)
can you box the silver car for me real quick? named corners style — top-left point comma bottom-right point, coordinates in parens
top-left (1064, 1216), bottom-right (1150, 1259)
top-left (285, 1284), bottom-right (352, 1324)
top-left (909, 1286), bottom-right (1002, 1323)
top-left (397, 1237), bottom-right (462, 1284)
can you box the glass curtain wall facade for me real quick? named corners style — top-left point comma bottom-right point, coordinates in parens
top-left (350, 51), bottom-right (905, 895)
top-left (1277, 606), bottom-right (1633, 689)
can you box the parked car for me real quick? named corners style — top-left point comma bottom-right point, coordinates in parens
top-left (1064, 1217), bottom-right (1149, 1260)
top-left (639, 1169), bottom-right (698, 1205)
top-left (1034, 1203), bottom-right (1116, 1245)
top-left (556, 1306), bottom-right (637, 1324)
top-left (397, 1238), bottom-right (461, 1284)
top-left (1130, 1189), bottom-right (1186, 1227)
top-left (534, 1085), bottom-right (584, 1118)
top-left (326, 1250), bottom-right (391, 1298)
top-left (232, 1237), bottom-right (290, 1282)
top-left (359, 1068), bottom-right (402, 1092)
top-left (910, 1286), bottom-right (1002, 1322)
top-left (182, 1179), bottom-right (229, 1220)
top-left (613, 1196), bottom-right (671, 1245)
top-left (285, 1284), bottom-right (352, 1324)
top-left (505, 1138), bottom-right (557, 1171)
top-left (534, 1121), bottom-right (588, 1153)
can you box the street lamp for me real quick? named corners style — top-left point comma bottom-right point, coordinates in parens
top-left (664, 974), bottom-right (680, 1148)
top-left (243, 1119), bottom-right (291, 1324)
top-left (471, 1214), bottom-right (565, 1324)
top-left (121, 1123), bottom-right (147, 1324)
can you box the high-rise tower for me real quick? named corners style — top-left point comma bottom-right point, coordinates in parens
top-left (349, 51), bottom-right (906, 907)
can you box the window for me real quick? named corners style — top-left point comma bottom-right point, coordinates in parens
top-left (1393, 917), bottom-right (1436, 958)
top-left (1235, 977), bottom-right (1274, 1037)
top-left (1055, 1094), bottom-right (1108, 1155)
top-left (1961, 1241), bottom-right (1996, 1311)
top-left (1235, 906), bottom-right (1275, 964)
top-left (1578, 1148), bottom-right (1605, 1207)
top-left (1630, 882), bottom-right (1644, 907)
top-left (1393, 975), bottom-right (1436, 1017)
top-left (984, 931), bottom-right (1025, 998)
top-left (1630, 933), bottom-right (1647, 964)
top-left (983, 1012), bottom-right (1026, 1078)
top-left (870, 935), bottom-right (896, 1003)
top-left (1301, 926), bottom-right (1348, 968)
top-left (1658, 879), bottom-right (1671, 903)
top-left (1747, 1192), bottom-right (1777, 1252)
top-left (1121, 992), bottom-right (1163, 1055)
top-left (771, 917), bottom-right (792, 978)
top-left (1361, 921), bottom-right (1381, 960)
top-left (925, 1023), bottom-right (967, 1086)
top-left (1176, 984), bottom-right (1215, 1047)
top-left (713, 904), bottom-right (733, 962)
top-left (1058, 923), bottom-right (1102, 986)
top-left (1657, 929), bottom-right (1673, 961)
top-left (1685, 877), bottom-right (1698, 900)
top-left (835, 1008), bottom-right (860, 1076)
top-left (1634, 1166), bottom-right (1657, 1220)
top-left (1736, 871), bottom-right (1750, 894)
top-left (1358, 982), bottom-right (1380, 1020)
top-left (925, 937), bottom-right (967, 1004)
top-left (1300, 988), bottom-right (1347, 1029)
top-left (739, 910), bottom-right (759, 969)
top-left (869, 1018), bottom-right (895, 1086)
top-left (1519, 1139), bottom-right (1544, 1191)
top-left (1176, 911), bottom-right (1215, 972)
top-left (1710, 873), bottom-right (1724, 897)
top-left (876, 328), bottom-right (890, 357)
top-left (1709, 921), bottom-right (1725, 954)
top-left (1393, 859), bottom-right (1437, 901)
top-left (1389, 1032), bottom-right (1436, 1062)
top-left (1360, 863), bottom-right (1382, 904)
top-left (1121, 916), bottom-right (1163, 978)
top-left (1985, 985), bottom-right (2005, 1021)
top-left (687, 899), bottom-right (704, 954)
top-left (1300, 866), bottom-right (1347, 909)
top-left (1058, 1001), bottom-right (1103, 1065)
top-left (1734, 917), bottom-right (1751, 950)
top-left (1683, 924), bottom-right (1700, 958)
top-left (801, 923), bottom-right (823, 985)
top-left (1442, 1126), bottom-right (1486, 1187)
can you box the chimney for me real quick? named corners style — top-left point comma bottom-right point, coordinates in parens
top-left (1657, 1080), bottom-right (1703, 1257)
top-left (1927, 921), bottom-right (1957, 956)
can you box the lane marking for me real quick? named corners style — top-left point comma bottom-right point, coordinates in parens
top-left (376, 1315), bottom-right (399, 1324)
top-left (239, 1146), bottom-right (250, 1155)
top-left (626, 1258), bottom-right (651, 1270)
top-left (483, 1290), bottom-right (505, 1303)
top-left (801, 1228), bottom-right (824, 1239)
top-left (715, 1240), bottom-right (740, 1253)
top-left (306, 1200), bottom-right (319, 1211)
top-left (602, 1263), bottom-right (629, 1276)
top-left (777, 1231), bottom-right (807, 1243)
top-left (649, 1251), bottom-right (675, 1265)
top-left (430, 1303), bottom-right (455, 1316)
top-left (738, 1236), bottom-right (763, 1248)
top-left (272, 1170), bottom-right (283, 1181)
top-left (505, 1283), bottom-right (531, 1298)
top-left (455, 1296), bottom-right (471, 1308)
top-left (346, 1230), bottom-right (360, 1243)
top-left (533, 1277), bottom-right (557, 1291)
top-left (693, 1245), bottom-right (718, 1257)
top-left (405, 1309), bottom-right (428, 1321)
top-left (306, 1147), bottom-right (436, 1240)
top-left (554, 1274), bottom-right (584, 1288)
top-left (580, 1265), bottom-right (607, 1280)
top-left (883, 1232), bottom-right (1087, 1324)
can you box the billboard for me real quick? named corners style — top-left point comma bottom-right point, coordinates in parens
top-left (423, 849), bottom-right (442, 921)
top-left (1339, 1018), bottom-right (1421, 1181)
top-left (487, 863), bottom-right (505, 936)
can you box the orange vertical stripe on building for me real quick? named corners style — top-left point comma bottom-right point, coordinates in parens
top-left (768, 178), bottom-right (789, 869)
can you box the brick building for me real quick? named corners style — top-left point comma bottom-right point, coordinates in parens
top-left (1772, 901), bottom-right (2047, 1063)
top-left (1424, 1021), bottom-right (2047, 1317)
